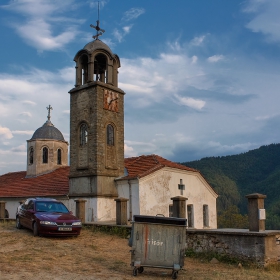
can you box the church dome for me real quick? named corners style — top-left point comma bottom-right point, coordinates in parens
top-left (83, 39), bottom-right (113, 56)
top-left (30, 120), bottom-right (65, 141)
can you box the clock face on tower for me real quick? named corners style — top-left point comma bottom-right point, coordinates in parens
top-left (104, 89), bottom-right (119, 112)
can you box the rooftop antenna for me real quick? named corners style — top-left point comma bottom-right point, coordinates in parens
top-left (90, 1), bottom-right (105, 40)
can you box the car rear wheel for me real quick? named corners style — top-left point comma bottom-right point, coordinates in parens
top-left (16, 216), bottom-right (23, 229)
top-left (33, 222), bottom-right (39, 237)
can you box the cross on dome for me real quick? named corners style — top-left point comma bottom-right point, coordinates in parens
top-left (46, 105), bottom-right (53, 121)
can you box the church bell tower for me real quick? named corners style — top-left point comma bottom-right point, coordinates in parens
top-left (68, 19), bottom-right (125, 220)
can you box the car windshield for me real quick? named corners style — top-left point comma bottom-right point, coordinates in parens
top-left (35, 202), bottom-right (69, 213)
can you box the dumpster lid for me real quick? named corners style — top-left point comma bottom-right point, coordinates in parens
top-left (133, 215), bottom-right (187, 226)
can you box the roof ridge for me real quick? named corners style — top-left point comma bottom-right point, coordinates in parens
top-left (138, 163), bottom-right (164, 178)
top-left (152, 154), bottom-right (160, 164)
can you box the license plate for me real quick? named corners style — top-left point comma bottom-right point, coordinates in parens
top-left (58, 227), bottom-right (72, 231)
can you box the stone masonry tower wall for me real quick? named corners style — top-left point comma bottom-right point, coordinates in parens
top-left (69, 39), bottom-right (125, 199)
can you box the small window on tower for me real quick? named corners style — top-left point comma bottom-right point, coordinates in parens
top-left (107, 124), bottom-right (114, 146)
top-left (43, 147), bottom-right (48, 164)
top-left (57, 149), bottom-right (62, 165)
top-left (29, 147), bottom-right (34, 165)
top-left (80, 123), bottom-right (88, 146)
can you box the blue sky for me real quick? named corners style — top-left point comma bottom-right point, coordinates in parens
top-left (1, 0), bottom-right (280, 175)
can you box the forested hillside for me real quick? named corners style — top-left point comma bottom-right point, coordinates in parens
top-left (181, 143), bottom-right (280, 230)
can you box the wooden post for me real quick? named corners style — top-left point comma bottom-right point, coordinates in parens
top-left (74, 199), bottom-right (87, 223)
top-left (114, 198), bottom-right (129, 225)
top-left (0, 201), bottom-right (7, 219)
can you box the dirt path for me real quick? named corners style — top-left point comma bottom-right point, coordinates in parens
top-left (1, 221), bottom-right (280, 280)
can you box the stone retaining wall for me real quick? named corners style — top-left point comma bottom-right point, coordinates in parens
top-left (186, 229), bottom-right (280, 266)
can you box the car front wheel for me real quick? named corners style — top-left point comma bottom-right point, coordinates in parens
top-left (33, 222), bottom-right (39, 237)
top-left (16, 216), bottom-right (23, 229)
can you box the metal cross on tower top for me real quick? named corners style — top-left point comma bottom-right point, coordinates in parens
top-left (46, 105), bottom-right (53, 121)
top-left (90, 2), bottom-right (105, 40)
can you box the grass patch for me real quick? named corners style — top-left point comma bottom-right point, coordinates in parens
top-left (185, 249), bottom-right (243, 266)
top-left (109, 260), bottom-right (127, 271)
top-left (264, 263), bottom-right (280, 271)
top-left (87, 225), bottom-right (131, 238)
top-left (0, 219), bottom-right (15, 229)
top-left (91, 256), bottom-right (106, 262)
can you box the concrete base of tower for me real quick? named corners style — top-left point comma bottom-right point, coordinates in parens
top-left (69, 175), bottom-right (118, 197)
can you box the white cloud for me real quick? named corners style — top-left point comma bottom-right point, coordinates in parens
top-left (192, 56), bottom-right (198, 64)
top-left (190, 35), bottom-right (206, 46)
top-left (113, 29), bottom-right (123, 43)
top-left (22, 100), bottom-right (36, 106)
top-left (11, 144), bottom-right (26, 153)
top-left (0, 67), bottom-right (70, 149)
top-left (89, 0), bottom-right (107, 9)
top-left (207, 55), bottom-right (225, 63)
top-left (167, 40), bottom-right (183, 52)
top-left (19, 112), bottom-right (32, 118)
top-left (123, 25), bottom-right (132, 34)
top-left (0, 126), bottom-right (13, 140)
top-left (111, 7), bottom-right (144, 43)
top-left (244, 0), bottom-right (280, 43)
top-left (124, 143), bottom-right (136, 157)
top-left (1, 0), bottom-right (81, 51)
top-left (119, 42), bottom-right (214, 108)
top-left (12, 130), bottom-right (34, 135)
top-left (16, 20), bottom-right (77, 51)
top-left (242, 0), bottom-right (266, 13)
top-left (174, 94), bottom-right (206, 110)
top-left (113, 25), bottom-right (133, 43)
top-left (122, 8), bottom-right (145, 21)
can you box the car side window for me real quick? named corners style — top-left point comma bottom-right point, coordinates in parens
top-left (27, 201), bottom-right (34, 210)
top-left (22, 200), bottom-right (29, 210)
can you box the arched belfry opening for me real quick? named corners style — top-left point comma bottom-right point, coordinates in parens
top-left (74, 40), bottom-right (120, 87)
top-left (94, 53), bottom-right (107, 82)
top-left (80, 54), bottom-right (89, 85)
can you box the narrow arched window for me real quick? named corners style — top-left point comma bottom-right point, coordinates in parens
top-left (57, 149), bottom-right (62, 165)
top-left (94, 54), bottom-right (107, 83)
top-left (43, 147), bottom-right (48, 163)
top-left (107, 124), bottom-right (114, 146)
top-left (29, 147), bottom-right (34, 164)
top-left (80, 123), bottom-right (88, 146)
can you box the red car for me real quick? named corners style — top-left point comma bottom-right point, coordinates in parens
top-left (16, 198), bottom-right (82, 237)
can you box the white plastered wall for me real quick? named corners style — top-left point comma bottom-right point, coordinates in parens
top-left (115, 179), bottom-right (139, 221)
top-left (116, 167), bottom-right (218, 229)
top-left (68, 197), bottom-right (116, 222)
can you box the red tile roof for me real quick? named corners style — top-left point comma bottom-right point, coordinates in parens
top-left (121, 154), bottom-right (198, 180)
top-left (0, 167), bottom-right (70, 198)
top-left (0, 155), bottom-right (199, 198)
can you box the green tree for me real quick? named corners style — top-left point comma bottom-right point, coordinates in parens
top-left (218, 205), bottom-right (248, 229)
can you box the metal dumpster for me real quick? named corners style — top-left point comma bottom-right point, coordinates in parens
top-left (129, 215), bottom-right (187, 279)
